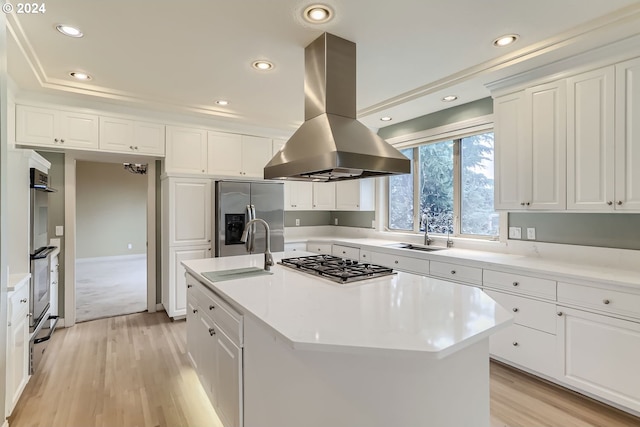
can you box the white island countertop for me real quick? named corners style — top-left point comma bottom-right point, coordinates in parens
top-left (182, 252), bottom-right (512, 359)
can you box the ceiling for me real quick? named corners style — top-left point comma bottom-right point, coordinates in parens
top-left (6, 1), bottom-right (640, 134)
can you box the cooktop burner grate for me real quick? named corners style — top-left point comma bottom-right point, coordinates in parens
top-left (278, 255), bottom-right (395, 284)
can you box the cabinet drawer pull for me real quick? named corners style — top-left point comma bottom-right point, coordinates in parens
top-left (394, 260), bottom-right (399, 264)
top-left (512, 281), bottom-right (519, 287)
top-left (603, 299), bottom-right (611, 305)
top-left (209, 328), bottom-right (216, 336)
top-left (362, 254), bottom-right (367, 258)
top-left (617, 201), bottom-right (623, 206)
top-left (512, 307), bottom-right (518, 312)
top-left (187, 284), bottom-right (193, 288)
top-left (54, 138), bottom-right (59, 143)
top-left (607, 201), bottom-right (613, 206)
top-left (512, 342), bottom-right (519, 347)
top-left (20, 298), bottom-right (27, 303)
top-left (209, 305), bottom-right (215, 310)
top-left (450, 270), bottom-right (456, 275)
top-left (60, 139), bottom-right (65, 143)
top-left (192, 309), bottom-right (198, 314)
top-left (557, 312), bottom-right (563, 316)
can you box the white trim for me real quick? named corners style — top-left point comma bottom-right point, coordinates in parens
top-left (2, 418), bottom-right (9, 427)
top-left (386, 114), bottom-right (494, 148)
top-left (64, 155), bottom-right (157, 325)
top-left (156, 303), bottom-right (164, 312)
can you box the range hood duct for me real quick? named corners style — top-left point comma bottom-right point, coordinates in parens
top-left (264, 33), bottom-right (410, 182)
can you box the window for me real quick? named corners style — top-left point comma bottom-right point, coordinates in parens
top-left (388, 131), bottom-right (498, 238)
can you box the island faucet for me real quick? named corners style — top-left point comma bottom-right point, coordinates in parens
top-left (423, 212), bottom-right (432, 246)
top-left (240, 218), bottom-right (274, 271)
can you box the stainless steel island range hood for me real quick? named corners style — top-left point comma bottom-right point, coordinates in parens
top-left (264, 33), bottom-right (410, 182)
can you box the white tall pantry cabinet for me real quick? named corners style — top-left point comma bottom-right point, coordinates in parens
top-left (162, 177), bottom-right (212, 318)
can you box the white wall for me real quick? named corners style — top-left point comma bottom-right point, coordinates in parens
top-left (76, 161), bottom-right (147, 258)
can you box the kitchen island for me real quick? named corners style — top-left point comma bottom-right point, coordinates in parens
top-left (182, 252), bottom-right (512, 427)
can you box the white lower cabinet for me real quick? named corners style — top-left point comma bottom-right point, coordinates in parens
top-left (331, 244), bottom-right (360, 260)
top-left (187, 274), bottom-right (243, 427)
top-left (6, 279), bottom-right (30, 417)
top-left (490, 323), bottom-right (557, 378)
top-left (430, 260), bottom-right (482, 286)
top-left (306, 242), bottom-right (332, 255)
top-left (557, 307), bottom-right (640, 413)
top-left (369, 251), bottom-right (429, 276)
top-left (163, 246), bottom-right (210, 318)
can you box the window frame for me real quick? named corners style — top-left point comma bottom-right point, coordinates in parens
top-left (384, 115), bottom-right (497, 240)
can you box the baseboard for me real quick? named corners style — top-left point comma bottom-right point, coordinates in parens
top-left (76, 254), bottom-right (146, 264)
top-left (3, 417), bottom-right (10, 427)
top-left (56, 317), bottom-right (66, 328)
top-left (156, 303), bottom-right (164, 312)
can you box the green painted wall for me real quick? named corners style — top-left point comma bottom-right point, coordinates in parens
top-left (377, 97), bottom-right (493, 140)
top-left (509, 213), bottom-right (640, 250)
top-left (285, 210), bottom-right (374, 228)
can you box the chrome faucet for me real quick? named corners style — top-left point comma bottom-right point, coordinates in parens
top-left (423, 226), bottom-right (432, 246)
top-left (240, 218), bottom-right (274, 271)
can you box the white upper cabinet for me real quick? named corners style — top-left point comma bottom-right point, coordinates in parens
top-left (335, 179), bottom-right (375, 211)
top-left (567, 66), bottom-right (616, 210)
top-left (100, 117), bottom-right (165, 156)
top-left (615, 57), bottom-right (640, 211)
top-left (16, 105), bottom-right (99, 149)
top-left (165, 126), bottom-right (208, 174)
top-left (208, 132), bottom-right (272, 178)
top-left (494, 92), bottom-right (527, 210)
top-left (312, 182), bottom-right (336, 210)
top-left (494, 81), bottom-right (566, 210)
top-left (284, 181), bottom-right (313, 210)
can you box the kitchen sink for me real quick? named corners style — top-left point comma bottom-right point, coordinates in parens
top-left (202, 267), bottom-right (273, 283)
top-left (385, 243), bottom-right (447, 252)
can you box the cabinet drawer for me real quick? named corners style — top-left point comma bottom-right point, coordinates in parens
top-left (483, 269), bottom-right (556, 299)
top-left (332, 244), bottom-right (360, 260)
top-left (490, 323), bottom-right (557, 377)
top-left (370, 252), bottom-right (429, 275)
top-left (485, 290), bottom-right (557, 334)
top-left (306, 242), bottom-right (332, 255)
top-left (558, 282), bottom-right (640, 320)
top-left (430, 261), bottom-right (482, 286)
top-left (8, 283), bottom-right (29, 322)
top-left (360, 250), bottom-right (372, 263)
top-left (199, 286), bottom-right (243, 347)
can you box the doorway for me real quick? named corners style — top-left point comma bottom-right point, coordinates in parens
top-left (74, 160), bottom-right (148, 322)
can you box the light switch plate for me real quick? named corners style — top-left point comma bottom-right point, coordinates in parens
top-left (334, 218), bottom-right (338, 225)
top-left (295, 218), bottom-right (300, 226)
top-left (527, 228), bottom-right (536, 240)
top-left (508, 226), bottom-right (522, 239)
top-left (55, 225), bottom-right (64, 236)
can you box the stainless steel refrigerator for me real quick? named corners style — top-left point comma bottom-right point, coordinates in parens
top-left (215, 181), bottom-right (284, 257)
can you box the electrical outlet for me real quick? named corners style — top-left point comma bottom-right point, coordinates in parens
top-left (55, 225), bottom-right (64, 236)
top-left (527, 228), bottom-right (536, 240)
top-left (508, 227), bottom-right (522, 239)
top-left (334, 218), bottom-right (339, 225)
top-left (371, 220), bottom-right (376, 229)
top-left (295, 218), bottom-right (300, 226)
top-left (127, 243), bottom-right (133, 250)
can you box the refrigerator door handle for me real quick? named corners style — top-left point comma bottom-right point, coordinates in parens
top-left (250, 205), bottom-right (257, 252)
top-left (245, 204), bottom-right (253, 252)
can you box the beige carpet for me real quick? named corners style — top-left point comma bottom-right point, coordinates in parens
top-left (75, 255), bottom-right (147, 322)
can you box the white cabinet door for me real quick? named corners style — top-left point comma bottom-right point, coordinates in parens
top-left (615, 57), bottom-right (640, 211)
top-left (16, 105), bottom-right (99, 149)
top-left (557, 307), bottom-right (640, 413)
top-left (169, 178), bottom-right (212, 246)
top-left (567, 66), bottom-right (616, 210)
top-left (58, 111), bottom-right (99, 149)
top-left (186, 285), bottom-right (200, 369)
top-left (168, 247), bottom-right (210, 317)
top-left (165, 126), bottom-right (208, 174)
top-left (100, 117), bottom-right (133, 152)
top-left (241, 135), bottom-right (272, 178)
top-left (335, 179), bottom-right (375, 211)
top-left (525, 81), bottom-right (567, 210)
top-left (6, 315), bottom-right (28, 417)
top-left (208, 131), bottom-right (243, 176)
top-left (133, 121), bottom-right (165, 156)
top-left (215, 329), bottom-right (243, 427)
top-left (285, 181), bottom-right (313, 210)
top-left (494, 93), bottom-right (528, 210)
top-left (16, 105), bottom-right (57, 146)
top-left (312, 182), bottom-right (336, 210)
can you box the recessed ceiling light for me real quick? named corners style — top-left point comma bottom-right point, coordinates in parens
top-left (56, 24), bottom-right (83, 38)
top-left (215, 100), bottom-right (229, 106)
top-left (303, 4), bottom-right (334, 23)
top-left (442, 95), bottom-right (458, 102)
top-left (493, 34), bottom-right (519, 47)
top-left (69, 72), bottom-right (91, 81)
top-left (252, 60), bottom-right (274, 71)
top-left (380, 116), bottom-right (393, 122)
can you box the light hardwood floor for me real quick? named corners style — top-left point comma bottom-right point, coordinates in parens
top-left (9, 312), bottom-right (640, 427)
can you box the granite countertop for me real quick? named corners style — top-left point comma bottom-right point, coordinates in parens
top-left (182, 252), bottom-right (512, 359)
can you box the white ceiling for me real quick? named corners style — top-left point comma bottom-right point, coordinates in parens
top-left (6, 0), bottom-right (640, 134)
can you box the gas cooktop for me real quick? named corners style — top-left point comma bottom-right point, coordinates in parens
top-left (278, 255), bottom-right (395, 284)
